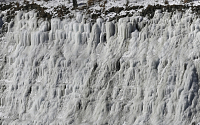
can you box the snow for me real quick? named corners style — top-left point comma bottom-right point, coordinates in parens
top-left (1, 0), bottom-right (200, 124)
top-left (0, 8), bottom-right (199, 124)
top-left (2, 0), bottom-right (200, 21)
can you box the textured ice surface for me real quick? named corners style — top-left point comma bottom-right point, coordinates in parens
top-left (0, 10), bottom-right (200, 125)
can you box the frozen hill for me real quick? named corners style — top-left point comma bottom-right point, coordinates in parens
top-left (1, 0), bottom-right (200, 125)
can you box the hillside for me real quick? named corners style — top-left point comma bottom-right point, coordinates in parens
top-left (1, 0), bottom-right (200, 125)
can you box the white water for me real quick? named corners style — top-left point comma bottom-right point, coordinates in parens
top-left (0, 10), bottom-right (200, 125)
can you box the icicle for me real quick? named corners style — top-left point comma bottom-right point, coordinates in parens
top-left (106, 22), bottom-right (115, 41)
top-left (39, 21), bottom-right (50, 32)
top-left (76, 13), bottom-right (82, 23)
top-left (90, 23), bottom-right (101, 47)
top-left (84, 23), bottom-right (91, 33)
top-left (51, 18), bottom-right (61, 32)
top-left (97, 18), bottom-right (104, 30)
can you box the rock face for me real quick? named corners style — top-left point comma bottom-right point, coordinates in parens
top-left (0, 10), bottom-right (200, 125)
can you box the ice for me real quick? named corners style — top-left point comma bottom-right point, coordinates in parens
top-left (90, 23), bottom-right (101, 47)
top-left (76, 13), bottom-right (83, 23)
top-left (39, 21), bottom-right (50, 32)
top-left (106, 21), bottom-right (115, 41)
top-left (51, 18), bottom-right (61, 32)
top-left (0, 10), bottom-right (200, 125)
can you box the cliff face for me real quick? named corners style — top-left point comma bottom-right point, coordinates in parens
top-left (0, 10), bottom-right (200, 125)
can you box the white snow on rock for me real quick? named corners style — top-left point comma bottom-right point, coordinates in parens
top-left (0, 9), bottom-right (200, 125)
